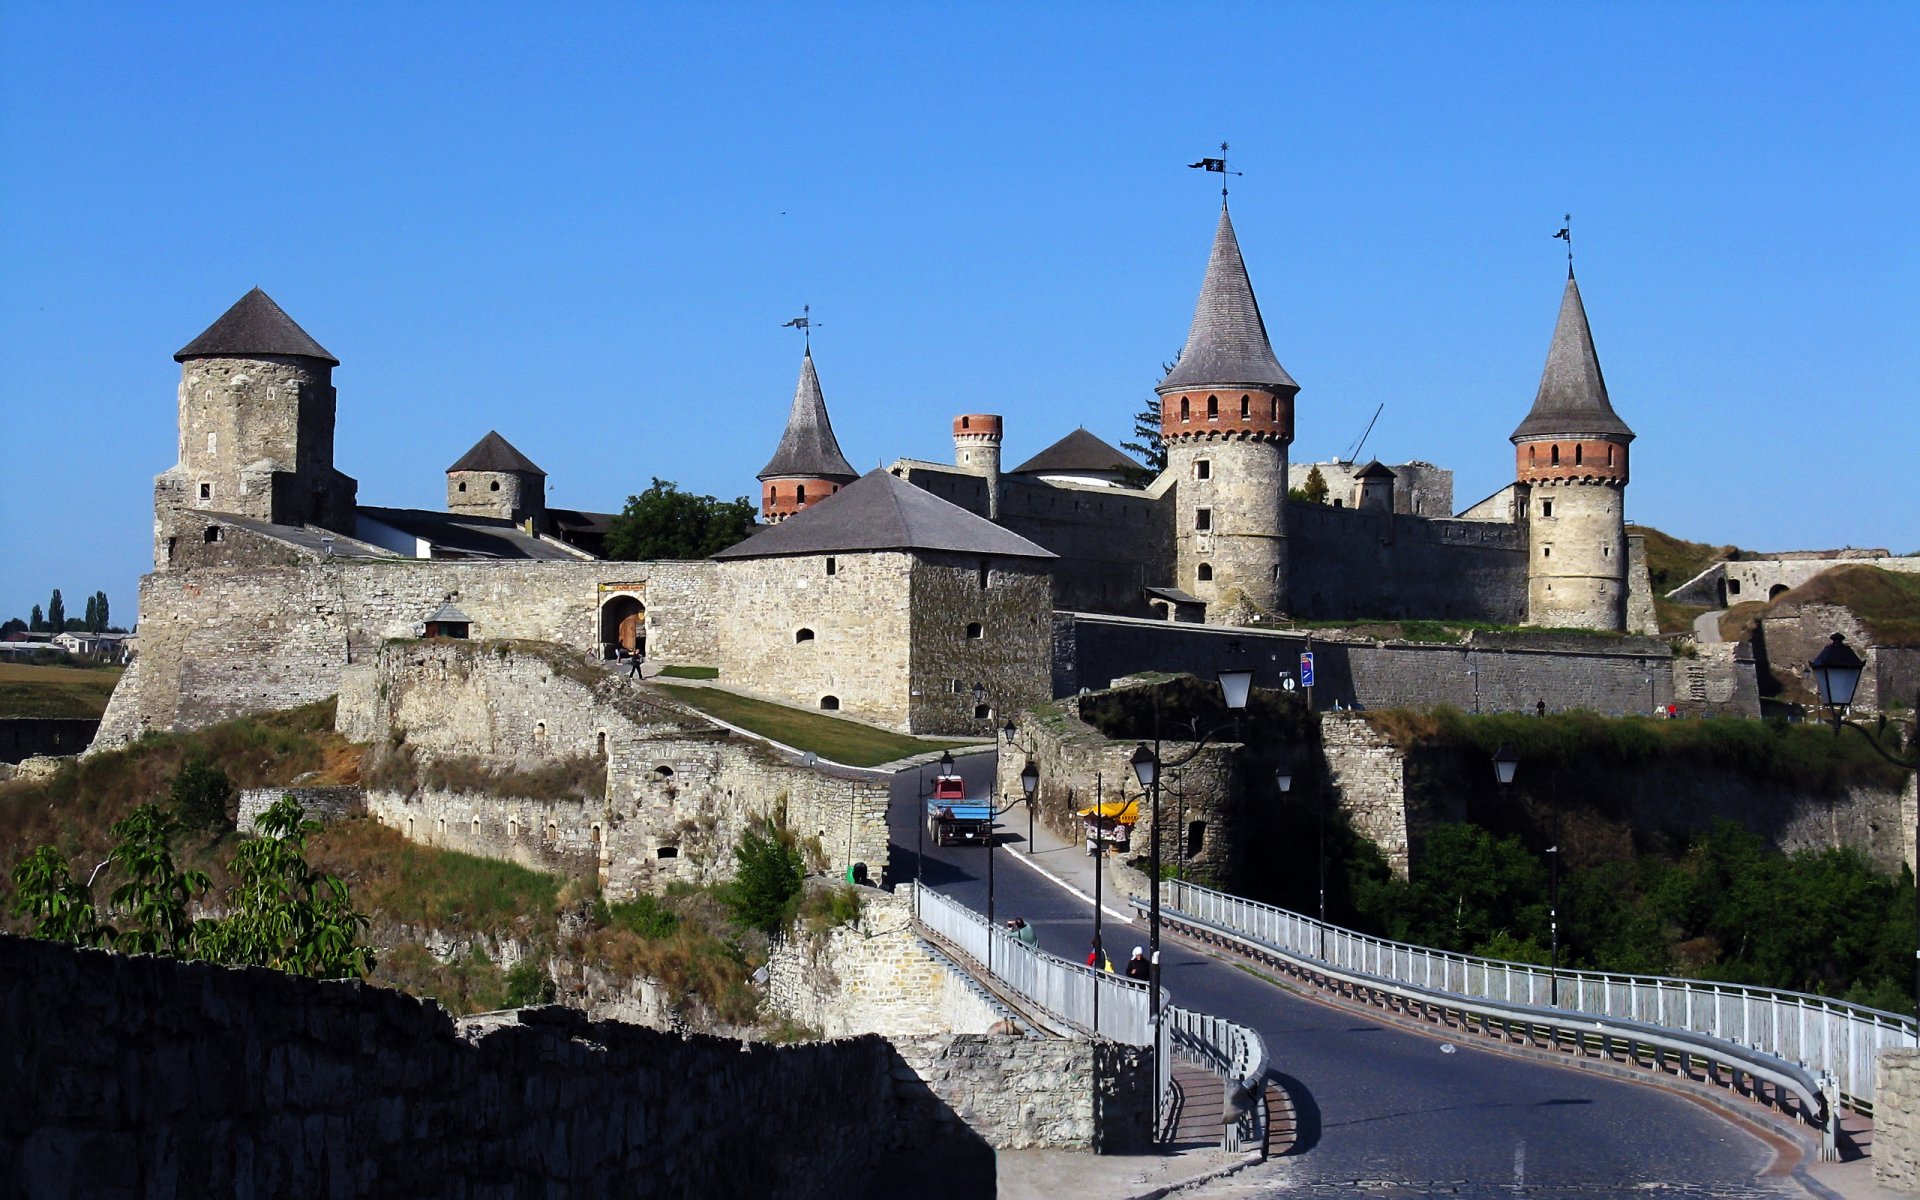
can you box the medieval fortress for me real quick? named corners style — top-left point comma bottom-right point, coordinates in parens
top-left (90, 201), bottom-right (1775, 896)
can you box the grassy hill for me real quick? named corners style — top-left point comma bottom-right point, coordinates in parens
top-left (0, 661), bottom-right (123, 718)
top-left (1776, 564), bottom-right (1920, 647)
top-left (1635, 526), bottom-right (1743, 633)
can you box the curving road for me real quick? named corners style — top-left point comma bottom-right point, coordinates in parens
top-left (889, 753), bottom-right (1813, 1197)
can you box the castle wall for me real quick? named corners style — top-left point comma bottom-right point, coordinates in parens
top-left (345, 640), bottom-right (892, 895)
top-left (1056, 613), bottom-right (1694, 718)
top-left (1320, 714), bottom-right (1419, 878)
top-left (1625, 530), bottom-right (1660, 634)
top-left (0, 934), bottom-right (896, 1200)
top-left (906, 552), bottom-right (1054, 734)
top-left (1286, 500), bottom-right (1529, 623)
top-left (1288, 460), bottom-right (1456, 517)
top-left (1758, 603), bottom-right (1920, 716)
top-left (95, 558), bottom-right (720, 749)
top-left (1669, 553), bottom-right (1920, 608)
top-left (709, 552), bottom-right (913, 728)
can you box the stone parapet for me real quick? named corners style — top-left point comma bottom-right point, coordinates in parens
top-left (1881, 1049), bottom-right (1920, 1193)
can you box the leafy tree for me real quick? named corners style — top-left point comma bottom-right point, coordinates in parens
top-left (724, 818), bottom-right (805, 935)
top-left (504, 958), bottom-right (558, 1006)
top-left (8, 845), bottom-right (112, 947)
top-left (1301, 466), bottom-right (1330, 505)
top-left (106, 804), bottom-right (210, 956)
top-left (196, 796), bottom-right (376, 978)
top-left (605, 478), bottom-right (758, 561)
top-left (93, 591), bottom-right (109, 633)
top-left (84, 594), bottom-right (98, 632)
top-left (0, 617), bottom-right (23, 638)
top-left (46, 590), bottom-right (64, 633)
top-left (170, 757), bottom-right (236, 832)
top-left (29, 604), bottom-right (43, 632)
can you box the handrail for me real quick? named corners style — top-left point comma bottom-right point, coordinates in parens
top-left (1163, 1005), bottom-right (1269, 1153)
top-left (1139, 894), bottom-right (1837, 1153)
top-left (1156, 877), bottom-right (1913, 1114)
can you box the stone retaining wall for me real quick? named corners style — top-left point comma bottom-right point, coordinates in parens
top-left (236, 785), bottom-right (364, 833)
top-left (1879, 1049), bottom-right (1920, 1193)
top-left (890, 1034), bottom-right (1154, 1154)
top-left (0, 933), bottom-right (895, 1199)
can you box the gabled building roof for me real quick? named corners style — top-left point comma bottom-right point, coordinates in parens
top-left (449, 430), bottom-right (546, 475)
top-left (758, 350), bottom-right (858, 484)
top-left (175, 287), bottom-right (338, 365)
top-left (1157, 207), bottom-right (1297, 394)
top-left (356, 506), bottom-right (584, 561)
top-left (1354, 459), bottom-right (1396, 480)
top-left (1511, 272), bottom-right (1635, 442)
top-left (714, 469), bottom-right (1056, 561)
top-left (1010, 429), bottom-right (1141, 476)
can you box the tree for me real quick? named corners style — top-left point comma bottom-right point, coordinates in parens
top-left (1120, 355), bottom-right (1181, 476)
top-left (46, 590), bottom-right (64, 633)
top-left (724, 818), bottom-right (805, 935)
top-left (195, 796), bottom-right (376, 978)
top-left (29, 604), bottom-right (44, 632)
top-left (9, 846), bottom-right (112, 947)
top-left (106, 804), bottom-right (210, 956)
top-left (170, 757), bottom-right (235, 832)
top-left (1301, 466), bottom-right (1330, 505)
top-left (605, 478), bottom-right (758, 561)
top-left (0, 618), bottom-right (23, 638)
top-left (84, 594), bottom-right (99, 633)
top-left (94, 591), bottom-right (109, 633)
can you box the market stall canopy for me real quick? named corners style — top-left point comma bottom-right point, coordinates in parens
top-left (1078, 798), bottom-right (1139, 824)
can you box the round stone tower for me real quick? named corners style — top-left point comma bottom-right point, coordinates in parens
top-left (1156, 205), bottom-right (1298, 614)
top-left (953, 414), bottom-right (1003, 518)
top-left (157, 288), bottom-right (358, 568)
top-left (758, 349), bottom-right (858, 523)
top-left (1512, 270), bottom-right (1634, 631)
top-left (447, 431), bottom-right (547, 528)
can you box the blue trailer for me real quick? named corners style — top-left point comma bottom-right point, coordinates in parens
top-left (926, 773), bottom-right (995, 846)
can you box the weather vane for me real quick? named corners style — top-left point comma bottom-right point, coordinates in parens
top-left (1187, 141), bottom-right (1243, 202)
top-left (1553, 213), bottom-right (1573, 273)
top-left (780, 304), bottom-right (820, 350)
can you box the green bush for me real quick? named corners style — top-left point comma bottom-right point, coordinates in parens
top-left (169, 757), bottom-right (234, 832)
top-left (724, 821), bottom-right (804, 935)
top-left (504, 958), bottom-right (557, 1007)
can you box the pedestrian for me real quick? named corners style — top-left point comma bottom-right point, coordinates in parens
top-left (1006, 917), bottom-right (1038, 948)
top-left (627, 651), bottom-right (643, 679)
top-left (1666, 702), bottom-right (1677, 719)
top-left (1536, 699), bottom-right (1546, 717)
top-left (1125, 946), bottom-right (1150, 981)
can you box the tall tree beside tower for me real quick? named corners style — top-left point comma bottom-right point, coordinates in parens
top-left (94, 591), bottom-right (109, 632)
top-left (46, 590), bottom-right (64, 633)
top-left (29, 605), bottom-right (44, 632)
top-left (84, 594), bottom-right (99, 632)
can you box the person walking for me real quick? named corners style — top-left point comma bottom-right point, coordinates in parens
top-left (627, 651), bottom-right (644, 680)
top-left (1125, 946), bottom-right (1150, 981)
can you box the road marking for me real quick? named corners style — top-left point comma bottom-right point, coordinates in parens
top-left (1001, 843), bottom-right (1136, 923)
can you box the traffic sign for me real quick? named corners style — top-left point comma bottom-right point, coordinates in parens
top-left (1300, 651), bottom-right (1315, 688)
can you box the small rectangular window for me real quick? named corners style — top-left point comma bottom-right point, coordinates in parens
top-left (1541, 499), bottom-right (1553, 517)
top-left (978, 559), bottom-right (990, 589)
top-left (198, 482), bottom-right (211, 500)
top-left (826, 557), bottom-right (836, 576)
top-left (1195, 460), bottom-right (1211, 480)
top-left (1543, 546), bottom-right (1552, 558)
top-left (1196, 508), bottom-right (1212, 531)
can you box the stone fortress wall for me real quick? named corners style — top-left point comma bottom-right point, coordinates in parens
top-left (1668, 549), bottom-right (1920, 609)
top-left (341, 640), bottom-right (891, 896)
top-left (1286, 498), bottom-right (1530, 624)
top-left (1288, 458), bottom-right (1456, 517)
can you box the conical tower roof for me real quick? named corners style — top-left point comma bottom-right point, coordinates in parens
top-left (175, 287), bottom-right (338, 365)
top-left (757, 350), bottom-right (858, 483)
top-left (1157, 207), bottom-right (1296, 394)
top-left (1511, 272), bottom-right (1634, 442)
top-left (448, 430), bottom-right (545, 475)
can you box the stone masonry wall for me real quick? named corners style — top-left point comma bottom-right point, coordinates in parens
top-left (1287, 498), bottom-right (1529, 625)
top-left (765, 888), bottom-right (1010, 1038)
top-left (889, 1034), bottom-right (1155, 1154)
top-left (1319, 714), bottom-right (1418, 878)
top-left (236, 786), bottom-right (364, 834)
top-left (907, 552), bottom-right (1054, 734)
top-left (1879, 1049), bottom-right (1920, 1193)
top-left (0, 933), bottom-right (894, 1200)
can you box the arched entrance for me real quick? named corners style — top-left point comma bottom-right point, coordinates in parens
top-left (600, 595), bottom-right (646, 658)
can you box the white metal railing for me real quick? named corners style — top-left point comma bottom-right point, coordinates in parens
top-left (911, 884), bottom-right (1151, 1044)
top-left (1160, 877), bottom-right (1913, 1114)
top-left (1164, 1005), bottom-right (1269, 1152)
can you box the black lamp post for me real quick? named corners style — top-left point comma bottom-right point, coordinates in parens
top-left (1130, 655), bottom-right (1256, 1026)
top-left (1004, 718), bottom-right (1041, 854)
top-left (1809, 632), bottom-right (1920, 1015)
top-left (1491, 745), bottom-right (1559, 1003)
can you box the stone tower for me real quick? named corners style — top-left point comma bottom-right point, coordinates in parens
top-left (758, 349), bottom-right (858, 523)
top-left (1156, 206), bottom-right (1298, 614)
top-left (447, 431), bottom-right (547, 527)
top-left (155, 288), bottom-right (358, 568)
top-left (1512, 270), bottom-right (1635, 630)
top-left (1354, 459), bottom-right (1396, 512)
top-left (952, 414), bottom-right (1003, 518)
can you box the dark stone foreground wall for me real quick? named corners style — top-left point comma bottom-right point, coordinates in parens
top-left (0, 718), bottom-right (100, 764)
top-left (0, 935), bottom-right (895, 1200)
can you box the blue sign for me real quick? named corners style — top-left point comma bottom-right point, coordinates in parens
top-left (1299, 651), bottom-right (1316, 688)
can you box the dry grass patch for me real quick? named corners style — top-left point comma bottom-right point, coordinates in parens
top-left (0, 661), bottom-right (124, 718)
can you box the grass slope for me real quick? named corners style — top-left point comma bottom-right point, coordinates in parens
top-left (0, 662), bottom-right (124, 718)
top-left (1777, 565), bottom-right (1920, 647)
top-left (653, 684), bottom-right (972, 767)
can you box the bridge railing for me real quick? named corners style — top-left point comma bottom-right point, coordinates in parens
top-left (1162, 1004), bottom-right (1269, 1153)
top-left (1160, 877), bottom-right (1913, 1114)
top-left (910, 883), bottom-right (1150, 1044)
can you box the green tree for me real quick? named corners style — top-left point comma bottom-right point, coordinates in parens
top-left (196, 796), bottom-right (376, 978)
top-left (84, 594), bottom-right (98, 632)
top-left (29, 604), bottom-right (44, 632)
top-left (170, 757), bottom-right (236, 832)
top-left (504, 958), bottom-right (558, 1006)
top-left (0, 617), bottom-right (23, 638)
top-left (605, 478), bottom-right (758, 561)
top-left (8, 845), bottom-right (112, 946)
top-left (1120, 355), bottom-right (1180, 476)
top-left (94, 591), bottom-right (110, 633)
top-left (1302, 466), bottom-right (1330, 504)
top-left (105, 804), bottom-right (210, 956)
top-left (724, 819), bottom-right (805, 935)
top-left (46, 589), bottom-right (64, 633)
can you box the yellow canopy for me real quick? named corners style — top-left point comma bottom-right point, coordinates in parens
top-left (1077, 798), bottom-right (1139, 824)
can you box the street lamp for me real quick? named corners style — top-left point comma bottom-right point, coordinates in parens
top-left (1808, 632), bottom-right (1919, 1013)
top-left (1130, 656), bottom-right (1256, 1026)
top-left (1492, 746), bottom-right (1557, 1003)
top-left (1492, 744), bottom-right (1519, 788)
top-left (1004, 718), bottom-right (1041, 853)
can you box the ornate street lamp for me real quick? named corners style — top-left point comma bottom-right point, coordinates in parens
top-left (1492, 744), bottom-right (1520, 788)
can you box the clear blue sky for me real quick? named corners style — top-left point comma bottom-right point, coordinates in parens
top-left (3, 2), bottom-right (1915, 628)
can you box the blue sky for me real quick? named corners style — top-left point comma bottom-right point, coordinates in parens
top-left (3, 2), bottom-right (1915, 627)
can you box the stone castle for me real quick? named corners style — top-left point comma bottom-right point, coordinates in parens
top-left (106, 200), bottom-right (1704, 758)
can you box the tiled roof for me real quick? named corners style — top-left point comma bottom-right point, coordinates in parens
top-left (1158, 207), bottom-right (1296, 394)
top-left (758, 350), bottom-right (858, 483)
top-left (1511, 272), bottom-right (1635, 442)
top-left (175, 288), bottom-right (338, 365)
top-left (449, 431), bottom-right (546, 475)
top-left (1010, 429), bottom-right (1141, 476)
top-left (714, 469), bottom-right (1055, 561)
top-left (356, 506), bottom-right (585, 561)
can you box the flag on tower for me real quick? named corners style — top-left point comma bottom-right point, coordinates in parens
top-left (1189, 158), bottom-right (1227, 172)
top-left (1553, 226), bottom-right (1571, 242)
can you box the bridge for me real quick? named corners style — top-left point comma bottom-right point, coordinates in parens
top-left (890, 751), bottom-right (1912, 1195)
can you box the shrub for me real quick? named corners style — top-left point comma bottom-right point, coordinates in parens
top-left (724, 819), bottom-right (804, 935)
top-left (169, 757), bottom-right (235, 832)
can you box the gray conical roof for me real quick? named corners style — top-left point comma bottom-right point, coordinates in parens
top-left (449, 430), bottom-right (545, 475)
top-left (1354, 459), bottom-right (1396, 480)
top-left (1157, 207), bottom-right (1296, 394)
top-left (175, 287), bottom-right (338, 365)
top-left (715, 469), bottom-right (1055, 561)
top-left (757, 350), bottom-right (858, 483)
top-left (1511, 272), bottom-right (1634, 442)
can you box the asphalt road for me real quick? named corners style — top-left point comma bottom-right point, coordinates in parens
top-left (888, 752), bottom-right (1808, 1198)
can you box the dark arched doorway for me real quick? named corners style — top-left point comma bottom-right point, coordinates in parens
top-left (600, 595), bottom-right (645, 658)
